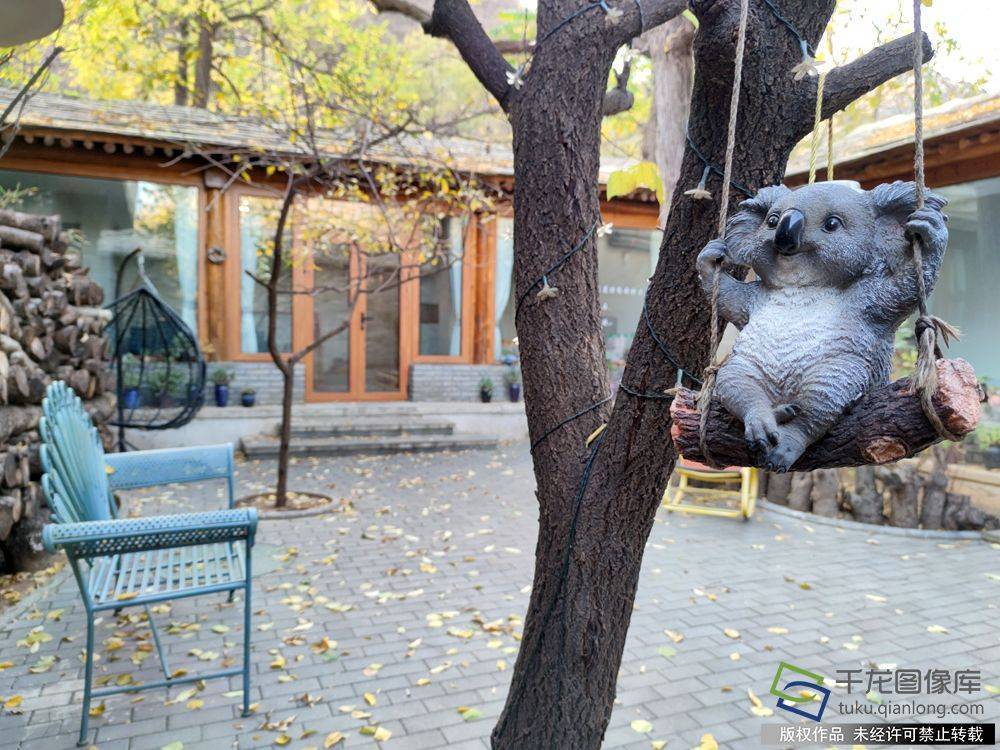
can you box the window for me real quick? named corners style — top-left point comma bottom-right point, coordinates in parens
top-left (929, 177), bottom-right (1000, 384)
top-left (238, 195), bottom-right (293, 353)
top-left (0, 170), bottom-right (199, 328)
top-left (493, 219), bottom-right (663, 370)
top-left (418, 217), bottom-right (465, 357)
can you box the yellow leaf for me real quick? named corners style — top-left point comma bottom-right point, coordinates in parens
top-left (696, 733), bottom-right (718, 750)
top-left (766, 627), bottom-right (788, 635)
top-left (748, 688), bottom-right (773, 717)
top-left (186, 698), bottom-right (204, 710)
top-left (324, 731), bottom-right (345, 748)
top-left (415, 678), bottom-right (430, 686)
top-left (364, 692), bottom-right (376, 706)
top-left (4, 695), bottom-right (23, 709)
top-left (606, 169), bottom-right (638, 202)
top-left (88, 701), bottom-right (105, 716)
top-left (631, 719), bottom-right (653, 734)
top-left (374, 727), bottom-right (392, 741)
top-left (927, 624), bottom-right (949, 634)
top-left (664, 629), bottom-right (684, 643)
top-left (723, 628), bottom-right (740, 640)
top-left (270, 654), bottom-right (286, 669)
top-left (652, 742), bottom-right (667, 750)
top-left (275, 734), bottom-right (291, 745)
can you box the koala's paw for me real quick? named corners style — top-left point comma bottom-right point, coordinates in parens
top-left (906, 208), bottom-right (947, 247)
top-left (763, 441), bottom-right (805, 474)
top-left (696, 240), bottom-right (727, 275)
top-left (744, 411), bottom-right (779, 462)
top-left (773, 403), bottom-right (799, 425)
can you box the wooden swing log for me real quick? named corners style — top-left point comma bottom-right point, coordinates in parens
top-left (670, 358), bottom-right (983, 471)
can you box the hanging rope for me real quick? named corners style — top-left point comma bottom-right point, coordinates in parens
top-left (696, 0), bottom-right (750, 466)
top-left (908, 0), bottom-right (962, 442)
top-left (807, 71), bottom-right (828, 185)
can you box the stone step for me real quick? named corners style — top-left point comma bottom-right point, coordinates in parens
top-left (289, 418), bottom-right (454, 438)
top-left (240, 433), bottom-right (499, 459)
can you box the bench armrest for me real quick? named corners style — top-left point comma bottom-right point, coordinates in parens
top-left (105, 444), bottom-right (236, 506)
top-left (43, 508), bottom-right (257, 557)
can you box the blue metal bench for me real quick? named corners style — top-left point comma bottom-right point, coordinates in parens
top-left (38, 381), bottom-right (257, 746)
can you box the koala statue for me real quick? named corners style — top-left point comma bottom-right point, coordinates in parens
top-left (695, 180), bottom-right (948, 472)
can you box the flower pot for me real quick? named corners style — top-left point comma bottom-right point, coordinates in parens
top-left (241, 392), bottom-right (256, 408)
top-left (507, 383), bottom-right (521, 402)
top-left (986, 445), bottom-right (1000, 471)
top-left (479, 388), bottom-right (492, 403)
top-left (214, 383), bottom-right (229, 407)
top-left (122, 387), bottom-right (140, 410)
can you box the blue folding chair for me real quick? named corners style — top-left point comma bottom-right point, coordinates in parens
top-left (38, 381), bottom-right (257, 746)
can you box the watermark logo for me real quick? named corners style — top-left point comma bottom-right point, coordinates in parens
top-left (770, 661), bottom-right (831, 722)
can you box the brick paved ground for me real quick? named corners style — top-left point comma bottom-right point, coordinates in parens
top-left (0, 441), bottom-right (997, 750)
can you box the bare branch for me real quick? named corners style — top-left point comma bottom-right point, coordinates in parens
top-left (608, 0), bottom-right (687, 47)
top-left (369, 0), bottom-right (431, 25)
top-left (370, 0), bottom-right (514, 109)
top-left (803, 32), bottom-right (933, 130)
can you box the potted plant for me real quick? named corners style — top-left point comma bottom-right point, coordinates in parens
top-left (504, 366), bottom-right (521, 403)
top-left (120, 355), bottom-right (142, 409)
top-left (983, 426), bottom-right (1000, 470)
top-left (210, 367), bottom-right (233, 407)
top-left (479, 376), bottom-right (494, 403)
top-left (147, 369), bottom-right (184, 408)
top-left (241, 388), bottom-right (256, 407)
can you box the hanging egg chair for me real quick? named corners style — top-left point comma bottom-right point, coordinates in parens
top-left (106, 249), bottom-right (206, 450)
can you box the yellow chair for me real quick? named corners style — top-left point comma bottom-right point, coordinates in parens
top-left (663, 458), bottom-right (759, 520)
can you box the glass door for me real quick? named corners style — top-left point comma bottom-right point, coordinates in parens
top-left (304, 247), bottom-right (407, 400)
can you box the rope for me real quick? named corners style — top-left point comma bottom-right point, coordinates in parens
top-left (908, 0), bottom-right (960, 443)
top-left (696, 0), bottom-right (750, 466)
top-left (808, 71), bottom-right (828, 185)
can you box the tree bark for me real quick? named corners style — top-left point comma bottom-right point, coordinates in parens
top-left (766, 472), bottom-right (792, 505)
top-left (670, 359), bottom-right (981, 471)
top-left (193, 18), bottom-right (214, 108)
top-left (879, 464), bottom-right (920, 528)
top-left (918, 447), bottom-right (949, 529)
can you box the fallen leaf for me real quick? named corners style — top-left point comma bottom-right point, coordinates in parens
top-left (926, 625), bottom-right (949, 634)
top-left (631, 719), bottom-right (653, 734)
top-left (723, 628), bottom-right (740, 640)
top-left (696, 734), bottom-right (718, 750)
top-left (324, 731), bottom-right (345, 748)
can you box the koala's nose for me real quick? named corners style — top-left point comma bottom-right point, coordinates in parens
top-left (774, 209), bottom-right (805, 255)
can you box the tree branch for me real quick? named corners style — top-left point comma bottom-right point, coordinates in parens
top-left (608, 0), bottom-right (687, 47)
top-left (810, 32), bottom-right (933, 125)
top-left (370, 0), bottom-right (514, 109)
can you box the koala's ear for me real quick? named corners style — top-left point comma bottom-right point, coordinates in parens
top-left (733, 184), bottom-right (791, 218)
top-left (870, 180), bottom-right (948, 220)
top-left (724, 184), bottom-right (789, 266)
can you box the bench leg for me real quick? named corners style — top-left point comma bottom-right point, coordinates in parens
top-left (78, 609), bottom-right (95, 746)
top-left (241, 543), bottom-right (253, 717)
top-left (145, 604), bottom-right (172, 680)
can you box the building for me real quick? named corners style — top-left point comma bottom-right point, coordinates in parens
top-left (0, 90), bottom-right (661, 403)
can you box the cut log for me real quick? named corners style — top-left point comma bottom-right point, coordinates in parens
top-left (670, 359), bottom-right (983, 471)
top-left (809, 469), bottom-right (840, 517)
top-left (765, 472), bottom-right (792, 505)
top-left (843, 466), bottom-right (884, 524)
top-left (0, 224), bottom-right (45, 252)
top-left (0, 208), bottom-right (61, 242)
top-left (786, 472), bottom-right (812, 511)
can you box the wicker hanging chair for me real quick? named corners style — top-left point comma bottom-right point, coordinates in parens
top-left (106, 249), bottom-right (206, 449)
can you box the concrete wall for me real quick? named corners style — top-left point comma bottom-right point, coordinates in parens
top-left (205, 360), bottom-right (305, 405)
top-left (409, 363), bottom-right (517, 402)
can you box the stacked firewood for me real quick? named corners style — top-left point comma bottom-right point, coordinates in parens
top-left (0, 208), bottom-right (115, 571)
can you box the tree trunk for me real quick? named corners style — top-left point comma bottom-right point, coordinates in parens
top-left (175, 18), bottom-right (190, 106)
top-left (918, 447), bottom-right (949, 529)
top-left (193, 18), bottom-right (214, 108)
top-left (493, 4), bottom-right (878, 747)
top-left (639, 16), bottom-right (695, 225)
top-left (275, 360), bottom-right (294, 507)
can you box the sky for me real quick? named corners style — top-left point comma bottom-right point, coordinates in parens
top-left (828, 0), bottom-right (999, 91)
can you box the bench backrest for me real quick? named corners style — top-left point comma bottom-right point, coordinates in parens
top-left (39, 381), bottom-right (114, 524)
